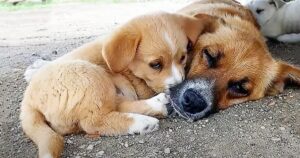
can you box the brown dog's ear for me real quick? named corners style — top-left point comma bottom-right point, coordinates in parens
top-left (175, 14), bottom-right (219, 44)
top-left (102, 25), bottom-right (141, 72)
top-left (266, 61), bottom-right (300, 96)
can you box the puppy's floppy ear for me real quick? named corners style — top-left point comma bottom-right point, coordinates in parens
top-left (272, 0), bottom-right (286, 8)
top-left (102, 25), bottom-right (141, 72)
top-left (175, 14), bottom-right (218, 44)
top-left (266, 61), bottom-right (300, 96)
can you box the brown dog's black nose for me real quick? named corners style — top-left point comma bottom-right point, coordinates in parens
top-left (181, 89), bottom-right (207, 114)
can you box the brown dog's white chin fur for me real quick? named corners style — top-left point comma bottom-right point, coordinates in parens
top-left (20, 11), bottom-right (219, 158)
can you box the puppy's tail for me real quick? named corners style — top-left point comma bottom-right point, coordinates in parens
top-left (20, 102), bottom-right (64, 158)
top-left (24, 59), bottom-right (50, 82)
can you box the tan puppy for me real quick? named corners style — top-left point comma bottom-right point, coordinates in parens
top-left (20, 12), bottom-right (216, 158)
top-left (172, 0), bottom-right (300, 111)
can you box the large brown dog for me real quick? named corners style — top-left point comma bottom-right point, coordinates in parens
top-left (20, 12), bottom-right (217, 158)
top-left (168, 0), bottom-right (300, 120)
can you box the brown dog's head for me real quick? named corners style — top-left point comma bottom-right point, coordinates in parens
top-left (102, 12), bottom-right (217, 93)
top-left (169, 14), bottom-right (300, 121)
top-left (188, 20), bottom-right (300, 108)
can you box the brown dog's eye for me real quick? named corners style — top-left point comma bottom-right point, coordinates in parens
top-left (228, 78), bottom-right (249, 98)
top-left (149, 60), bottom-right (163, 71)
top-left (187, 39), bottom-right (193, 53)
top-left (256, 8), bottom-right (264, 14)
top-left (202, 48), bottom-right (221, 68)
top-left (180, 55), bottom-right (186, 64)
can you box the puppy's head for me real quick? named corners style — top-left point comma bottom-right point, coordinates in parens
top-left (103, 12), bottom-right (217, 93)
top-left (247, 0), bottom-right (286, 26)
top-left (169, 15), bottom-right (300, 120)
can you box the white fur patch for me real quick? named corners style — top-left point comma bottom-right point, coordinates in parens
top-left (277, 33), bottom-right (300, 43)
top-left (24, 59), bottom-right (50, 82)
top-left (145, 93), bottom-right (169, 116)
top-left (127, 113), bottom-right (159, 135)
top-left (42, 153), bottom-right (53, 158)
top-left (164, 32), bottom-right (176, 53)
top-left (164, 63), bottom-right (184, 88)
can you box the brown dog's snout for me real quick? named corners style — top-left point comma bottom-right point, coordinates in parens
top-left (169, 78), bottom-right (215, 121)
top-left (181, 89), bottom-right (208, 114)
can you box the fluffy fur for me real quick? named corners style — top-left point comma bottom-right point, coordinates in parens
top-left (176, 0), bottom-right (300, 110)
top-left (247, 0), bottom-right (300, 42)
top-left (20, 12), bottom-right (217, 158)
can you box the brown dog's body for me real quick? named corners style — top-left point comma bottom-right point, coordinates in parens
top-left (178, 0), bottom-right (300, 109)
top-left (20, 12), bottom-right (216, 158)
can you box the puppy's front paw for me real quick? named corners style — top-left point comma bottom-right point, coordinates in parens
top-left (146, 93), bottom-right (169, 117)
top-left (127, 113), bottom-right (159, 135)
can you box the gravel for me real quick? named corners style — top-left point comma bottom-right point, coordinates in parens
top-left (0, 2), bottom-right (299, 158)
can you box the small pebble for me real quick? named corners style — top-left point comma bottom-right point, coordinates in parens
top-left (124, 142), bottom-right (129, 147)
top-left (271, 137), bottom-right (281, 142)
top-left (164, 147), bottom-right (171, 154)
top-left (96, 151), bottom-right (104, 157)
top-left (268, 101), bottom-right (276, 106)
top-left (138, 140), bottom-right (145, 144)
top-left (87, 144), bottom-right (94, 150)
top-left (279, 127), bottom-right (285, 131)
top-left (261, 126), bottom-right (266, 129)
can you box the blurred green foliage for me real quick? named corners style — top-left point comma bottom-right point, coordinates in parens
top-left (0, 0), bottom-right (157, 11)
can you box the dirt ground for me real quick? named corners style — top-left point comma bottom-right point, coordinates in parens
top-left (0, 1), bottom-right (300, 158)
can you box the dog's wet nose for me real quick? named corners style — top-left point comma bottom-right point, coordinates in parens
top-left (181, 89), bottom-right (207, 114)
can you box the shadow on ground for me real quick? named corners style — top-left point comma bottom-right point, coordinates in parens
top-left (0, 2), bottom-right (299, 158)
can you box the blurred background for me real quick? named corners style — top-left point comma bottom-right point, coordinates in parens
top-left (0, 0), bottom-right (191, 47)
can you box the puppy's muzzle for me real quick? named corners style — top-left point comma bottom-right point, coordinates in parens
top-left (168, 78), bottom-right (215, 122)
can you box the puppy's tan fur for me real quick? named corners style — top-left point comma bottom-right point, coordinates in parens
top-left (20, 12), bottom-right (217, 158)
top-left (178, 0), bottom-right (300, 109)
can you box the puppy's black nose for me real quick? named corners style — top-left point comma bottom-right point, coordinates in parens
top-left (181, 89), bottom-right (207, 114)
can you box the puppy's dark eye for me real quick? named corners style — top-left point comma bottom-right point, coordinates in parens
top-left (228, 78), bottom-right (250, 98)
top-left (187, 39), bottom-right (193, 53)
top-left (180, 55), bottom-right (186, 64)
top-left (269, 1), bottom-right (276, 6)
top-left (202, 48), bottom-right (220, 68)
top-left (149, 60), bottom-right (163, 70)
top-left (256, 8), bottom-right (264, 14)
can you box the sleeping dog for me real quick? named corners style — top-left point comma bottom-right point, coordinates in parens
top-left (168, 0), bottom-right (300, 121)
top-left (247, 0), bottom-right (300, 43)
